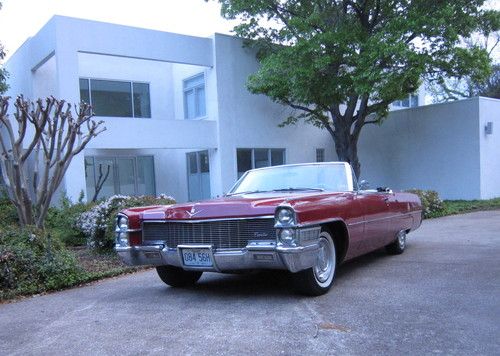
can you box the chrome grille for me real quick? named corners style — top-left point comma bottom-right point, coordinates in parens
top-left (142, 218), bottom-right (276, 249)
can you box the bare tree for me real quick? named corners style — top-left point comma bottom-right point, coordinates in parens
top-left (91, 163), bottom-right (111, 202)
top-left (0, 96), bottom-right (105, 228)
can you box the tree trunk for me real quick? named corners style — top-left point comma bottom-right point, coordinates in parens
top-left (330, 127), bottom-right (361, 179)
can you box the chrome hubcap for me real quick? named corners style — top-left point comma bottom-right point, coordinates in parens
top-left (398, 231), bottom-right (406, 249)
top-left (314, 234), bottom-right (335, 284)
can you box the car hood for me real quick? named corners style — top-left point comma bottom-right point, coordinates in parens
top-left (138, 192), bottom-right (334, 220)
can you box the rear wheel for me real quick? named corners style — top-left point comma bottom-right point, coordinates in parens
top-left (386, 230), bottom-right (407, 255)
top-left (292, 230), bottom-right (337, 296)
top-left (156, 265), bottom-right (203, 287)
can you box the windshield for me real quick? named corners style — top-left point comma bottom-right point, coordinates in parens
top-left (228, 163), bottom-right (353, 195)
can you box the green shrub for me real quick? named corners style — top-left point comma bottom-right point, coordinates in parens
top-left (45, 193), bottom-right (95, 246)
top-left (406, 189), bottom-right (445, 218)
top-left (75, 194), bottom-right (176, 251)
top-left (0, 226), bottom-right (85, 300)
top-left (0, 192), bottom-right (18, 226)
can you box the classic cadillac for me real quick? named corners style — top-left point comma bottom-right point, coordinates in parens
top-left (115, 162), bottom-right (422, 295)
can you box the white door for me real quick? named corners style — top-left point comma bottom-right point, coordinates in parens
top-left (187, 151), bottom-right (211, 201)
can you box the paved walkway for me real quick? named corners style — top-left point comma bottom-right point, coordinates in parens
top-left (1, 211), bottom-right (499, 355)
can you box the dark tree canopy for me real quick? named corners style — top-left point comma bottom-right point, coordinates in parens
top-left (217, 0), bottom-right (497, 177)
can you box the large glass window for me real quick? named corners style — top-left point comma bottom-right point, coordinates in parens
top-left (183, 73), bottom-right (206, 119)
top-left (79, 78), bottom-right (151, 118)
top-left (393, 93), bottom-right (419, 108)
top-left (316, 149), bottom-right (325, 162)
top-left (85, 156), bottom-right (155, 200)
top-left (236, 148), bottom-right (285, 178)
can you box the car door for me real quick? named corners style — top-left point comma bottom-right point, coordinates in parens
top-left (386, 192), bottom-right (414, 242)
top-left (356, 190), bottom-right (393, 253)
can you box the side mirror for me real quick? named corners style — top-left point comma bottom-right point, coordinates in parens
top-left (359, 180), bottom-right (370, 190)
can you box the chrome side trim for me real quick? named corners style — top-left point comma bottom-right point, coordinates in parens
top-left (346, 212), bottom-right (418, 227)
top-left (296, 218), bottom-right (344, 228)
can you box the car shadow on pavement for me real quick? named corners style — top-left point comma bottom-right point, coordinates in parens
top-left (152, 247), bottom-right (397, 299)
top-left (163, 270), bottom-right (296, 298)
top-left (336, 248), bottom-right (389, 280)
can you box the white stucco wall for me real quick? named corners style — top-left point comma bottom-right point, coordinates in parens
top-left (479, 97), bottom-right (500, 199)
top-left (32, 55), bottom-right (57, 98)
top-left (212, 34), bottom-right (335, 195)
top-left (357, 98), bottom-right (483, 200)
top-left (5, 42), bottom-right (35, 99)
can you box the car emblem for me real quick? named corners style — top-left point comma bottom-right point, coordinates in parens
top-left (186, 206), bottom-right (202, 218)
top-left (254, 232), bottom-right (269, 238)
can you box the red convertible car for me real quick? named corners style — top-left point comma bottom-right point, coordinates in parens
top-left (115, 162), bottom-right (422, 295)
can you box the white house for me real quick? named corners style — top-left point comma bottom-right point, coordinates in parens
top-left (4, 16), bottom-right (499, 202)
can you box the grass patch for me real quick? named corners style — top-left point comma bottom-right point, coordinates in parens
top-left (427, 198), bottom-right (500, 218)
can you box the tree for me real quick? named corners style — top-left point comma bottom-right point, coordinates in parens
top-left (427, 10), bottom-right (500, 101)
top-left (91, 163), bottom-right (111, 202)
top-left (217, 0), bottom-right (496, 177)
top-left (0, 1), bottom-right (8, 94)
top-left (0, 96), bottom-right (105, 228)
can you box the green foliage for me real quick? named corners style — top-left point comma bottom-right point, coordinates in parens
top-left (218, 0), bottom-right (497, 176)
top-left (431, 197), bottom-right (500, 218)
top-left (0, 192), bottom-right (160, 301)
top-left (0, 192), bottom-right (18, 226)
top-left (406, 189), bottom-right (445, 218)
top-left (0, 226), bottom-right (85, 300)
top-left (220, 0), bottom-right (494, 112)
top-left (478, 64), bottom-right (500, 98)
top-left (45, 193), bottom-right (95, 247)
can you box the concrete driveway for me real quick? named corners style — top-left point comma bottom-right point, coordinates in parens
top-left (1, 211), bottom-right (499, 355)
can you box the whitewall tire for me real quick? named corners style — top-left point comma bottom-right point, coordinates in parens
top-left (292, 230), bottom-right (337, 296)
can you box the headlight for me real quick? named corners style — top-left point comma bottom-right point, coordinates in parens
top-left (279, 228), bottom-right (297, 247)
top-left (275, 207), bottom-right (295, 227)
top-left (115, 214), bottom-right (129, 246)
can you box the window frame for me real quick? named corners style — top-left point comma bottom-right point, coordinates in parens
top-left (85, 155), bottom-right (156, 199)
top-left (316, 148), bottom-right (325, 162)
top-left (79, 77), bottom-right (152, 118)
top-left (183, 72), bottom-right (207, 120)
top-left (236, 148), bottom-right (286, 178)
top-left (393, 93), bottom-right (419, 108)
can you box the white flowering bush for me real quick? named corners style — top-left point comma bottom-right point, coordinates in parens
top-left (405, 189), bottom-right (444, 218)
top-left (75, 194), bottom-right (175, 249)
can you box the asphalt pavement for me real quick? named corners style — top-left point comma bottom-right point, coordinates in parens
top-left (1, 210), bottom-right (499, 355)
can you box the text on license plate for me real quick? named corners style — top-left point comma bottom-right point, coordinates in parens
top-left (181, 249), bottom-right (213, 267)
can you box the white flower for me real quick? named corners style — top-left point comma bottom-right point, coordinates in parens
top-left (75, 194), bottom-right (175, 248)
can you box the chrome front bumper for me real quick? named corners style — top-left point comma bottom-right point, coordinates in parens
top-left (115, 240), bottom-right (320, 273)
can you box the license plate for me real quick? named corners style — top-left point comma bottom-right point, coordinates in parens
top-left (181, 249), bottom-right (213, 267)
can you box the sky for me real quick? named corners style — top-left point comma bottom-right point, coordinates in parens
top-left (0, 0), bottom-right (237, 59)
top-left (0, 0), bottom-right (498, 61)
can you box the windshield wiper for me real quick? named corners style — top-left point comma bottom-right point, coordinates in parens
top-left (271, 187), bottom-right (325, 192)
top-left (225, 190), bottom-right (268, 196)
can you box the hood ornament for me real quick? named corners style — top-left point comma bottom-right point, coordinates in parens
top-left (186, 205), bottom-right (202, 218)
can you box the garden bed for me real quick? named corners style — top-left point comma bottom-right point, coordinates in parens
top-left (71, 246), bottom-right (147, 278)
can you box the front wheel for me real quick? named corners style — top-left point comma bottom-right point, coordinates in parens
top-left (156, 265), bottom-right (203, 287)
top-left (292, 230), bottom-right (337, 296)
